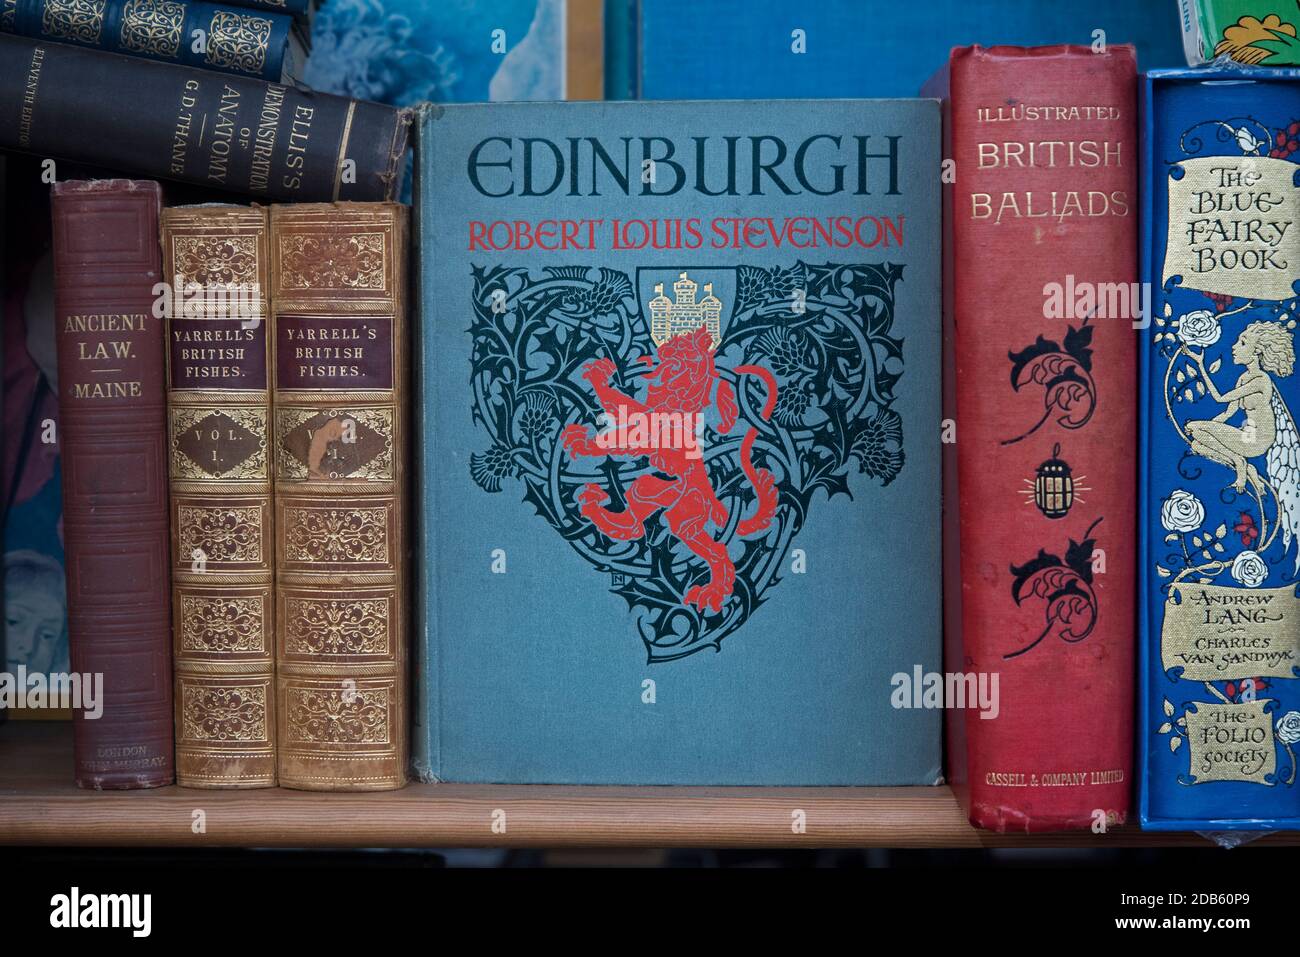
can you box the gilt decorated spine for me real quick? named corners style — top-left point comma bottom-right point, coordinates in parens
top-left (270, 202), bottom-right (408, 791)
top-left (0, 34), bottom-right (408, 204)
top-left (927, 46), bottom-right (1138, 831)
top-left (51, 179), bottom-right (173, 788)
top-left (0, 0), bottom-right (301, 82)
top-left (163, 205), bottom-right (276, 788)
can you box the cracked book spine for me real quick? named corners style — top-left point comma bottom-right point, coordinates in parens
top-left (163, 204), bottom-right (276, 787)
top-left (51, 178), bottom-right (174, 789)
top-left (269, 202), bottom-right (408, 791)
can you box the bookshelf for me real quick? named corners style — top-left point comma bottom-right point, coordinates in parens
top-left (3, 722), bottom-right (1298, 848)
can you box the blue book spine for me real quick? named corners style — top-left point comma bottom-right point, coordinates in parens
top-left (635, 0), bottom-right (1185, 100)
top-left (1, 0), bottom-right (298, 82)
top-left (603, 0), bottom-right (638, 100)
top-left (413, 99), bottom-right (942, 786)
top-left (1140, 66), bottom-right (1300, 830)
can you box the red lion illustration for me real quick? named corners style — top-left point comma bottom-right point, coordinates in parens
top-left (562, 325), bottom-right (778, 613)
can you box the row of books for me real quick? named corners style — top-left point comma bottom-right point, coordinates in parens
top-left (0, 0), bottom-right (316, 83)
top-left (49, 187), bottom-right (407, 790)
top-left (2, 3), bottom-right (1300, 834)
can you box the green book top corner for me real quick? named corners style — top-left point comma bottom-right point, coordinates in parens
top-left (1183, 0), bottom-right (1300, 66)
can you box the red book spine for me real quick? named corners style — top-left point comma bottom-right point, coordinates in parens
top-left (935, 47), bottom-right (1137, 831)
top-left (51, 180), bottom-right (174, 789)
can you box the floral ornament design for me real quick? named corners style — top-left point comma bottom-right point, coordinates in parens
top-left (1155, 510), bottom-right (1230, 585)
top-left (1156, 697), bottom-right (1188, 754)
top-left (1161, 489), bottom-right (1206, 534)
top-left (1277, 711), bottom-right (1300, 785)
top-left (1214, 14), bottom-right (1300, 67)
top-left (1176, 309), bottom-right (1221, 348)
top-left (1152, 110), bottom-right (1300, 792)
top-left (1006, 517), bottom-right (1101, 659)
top-left (518, 392), bottom-right (556, 440)
top-left (174, 236), bottom-right (258, 287)
top-left (1231, 549), bottom-right (1269, 587)
top-left (467, 261), bottom-right (908, 661)
top-left (279, 234), bottom-right (385, 290)
top-left (851, 408), bottom-right (904, 487)
top-left (183, 686), bottom-right (267, 742)
top-left (286, 688), bottom-right (389, 745)
top-left (754, 328), bottom-right (813, 378)
top-left (772, 381), bottom-right (820, 429)
top-left (469, 443), bottom-right (518, 494)
top-left (1272, 119), bottom-right (1300, 159)
top-left (1278, 710), bottom-right (1300, 745)
top-left (1156, 307), bottom-right (1221, 408)
top-left (1001, 322), bottom-right (1095, 446)
top-left (1178, 116), bottom-right (1273, 162)
top-left (1235, 510), bottom-right (1260, 547)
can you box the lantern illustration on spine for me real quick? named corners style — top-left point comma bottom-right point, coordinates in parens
top-left (1021, 443), bottom-right (1089, 520)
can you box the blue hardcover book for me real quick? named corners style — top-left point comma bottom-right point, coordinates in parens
top-left (1141, 66), bottom-right (1300, 829)
top-left (413, 99), bottom-right (942, 785)
top-left (0, 0), bottom-right (303, 82)
top-left (630, 0), bottom-right (1186, 100)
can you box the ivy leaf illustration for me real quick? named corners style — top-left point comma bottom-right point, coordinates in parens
top-left (1008, 335), bottom-right (1062, 388)
top-left (1063, 324), bottom-right (1094, 371)
top-left (1065, 531), bottom-right (1098, 584)
top-left (1010, 549), bottom-right (1065, 604)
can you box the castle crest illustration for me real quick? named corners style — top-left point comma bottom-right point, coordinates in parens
top-left (648, 272), bottom-right (722, 346)
top-left (468, 261), bottom-right (908, 661)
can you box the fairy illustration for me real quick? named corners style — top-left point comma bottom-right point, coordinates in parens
top-left (1185, 321), bottom-right (1300, 570)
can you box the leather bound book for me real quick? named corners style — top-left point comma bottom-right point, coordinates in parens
top-left (924, 47), bottom-right (1138, 830)
top-left (0, 0), bottom-right (305, 83)
top-left (270, 202), bottom-right (408, 791)
top-left (51, 179), bottom-right (173, 789)
top-left (162, 205), bottom-right (276, 788)
top-left (0, 34), bottom-right (409, 204)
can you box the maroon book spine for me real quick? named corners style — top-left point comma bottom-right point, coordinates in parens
top-left (51, 180), bottom-right (174, 789)
top-left (927, 47), bottom-right (1137, 831)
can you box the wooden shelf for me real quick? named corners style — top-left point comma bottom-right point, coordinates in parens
top-left (2, 722), bottom-right (1297, 848)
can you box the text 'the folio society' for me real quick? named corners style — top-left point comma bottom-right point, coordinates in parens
top-left (1141, 68), bottom-right (1300, 830)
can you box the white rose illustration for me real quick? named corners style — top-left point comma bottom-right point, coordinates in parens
top-left (1161, 489), bottom-right (1205, 533)
top-left (1231, 550), bottom-right (1269, 588)
top-left (1277, 712), bottom-right (1300, 745)
top-left (1177, 310), bottom-right (1221, 348)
